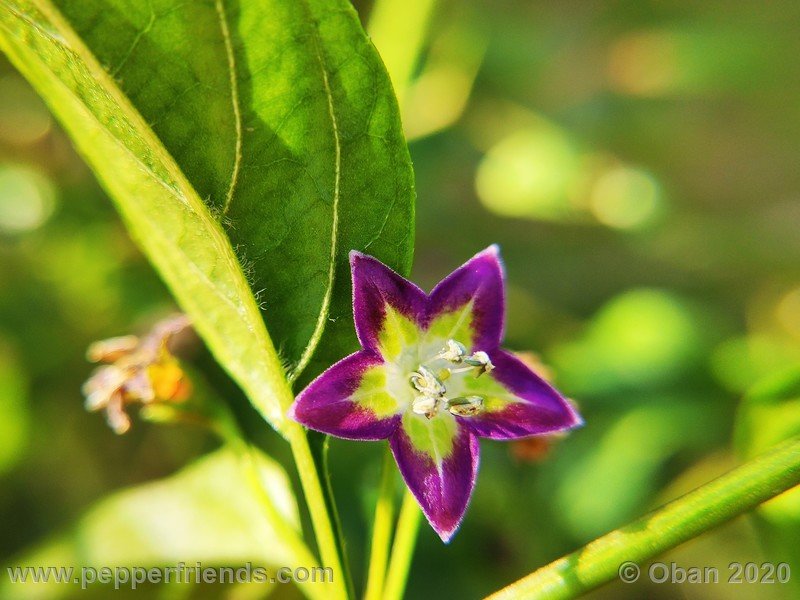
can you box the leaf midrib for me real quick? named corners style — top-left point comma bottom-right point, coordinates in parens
top-left (15, 0), bottom-right (194, 206)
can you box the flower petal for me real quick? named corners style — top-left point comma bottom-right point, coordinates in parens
top-left (455, 349), bottom-right (582, 440)
top-left (426, 246), bottom-right (504, 352)
top-left (290, 351), bottom-right (402, 440)
top-left (390, 412), bottom-right (479, 542)
top-left (350, 251), bottom-right (427, 360)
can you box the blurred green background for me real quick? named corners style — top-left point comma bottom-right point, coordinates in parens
top-left (2, 0), bottom-right (800, 598)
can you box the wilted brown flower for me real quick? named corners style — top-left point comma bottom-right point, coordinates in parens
top-left (82, 315), bottom-right (192, 434)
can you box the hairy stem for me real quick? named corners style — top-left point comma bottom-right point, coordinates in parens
top-left (487, 435), bottom-right (800, 600)
top-left (364, 447), bottom-right (397, 600)
top-left (383, 489), bottom-right (422, 600)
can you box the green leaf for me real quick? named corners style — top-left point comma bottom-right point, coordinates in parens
top-left (0, 0), bottom-right (414, 432)
top-left (1, 448), bottom-right (300, 599)
top-left (0, 0), bottom-right (291, 433)
top-left (50, 0), bottom-right (415, 383)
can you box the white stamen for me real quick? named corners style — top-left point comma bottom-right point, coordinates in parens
top-left (437, 339), bottom-right (468, 363)
top-left (412, 395), bottom-right (440, 419)
top-left (407, 341), bottom-right (492, 419)
top-left (447, 395), bottom-right (485, 417)
top-left (409, 365), bottom-right (446, 397)
top-left (463, 350), bottom-right (494, 376)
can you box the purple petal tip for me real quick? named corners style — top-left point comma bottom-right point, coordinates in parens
top-left (473, 244), bottom-right (502, 265)
top-left (566, 401), bottom-right (585, 429)
top-left (436, 523), bottom-right (461, 543)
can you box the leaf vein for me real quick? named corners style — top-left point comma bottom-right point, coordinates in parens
top-left (109, 0), bottom-right (155, 78)
top-left (289, 9), bottom-right (342, 382)
top-left (215, 0), bottom-right (242, 216)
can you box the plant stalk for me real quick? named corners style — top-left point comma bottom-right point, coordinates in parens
top-left (486, 435), bottom-right (800, 600)
top-left (239, 447), bottom-right (330, 600)
top-left (287, 425), bottom-right (351, 600)
top-left (364, 447), bottom-right (398, 600)
top-left (382, 488), bottom-right (422, 600)
top-left (172, 384), bottom-right (332, 600)
top-left (308, 431), bottom-right (356, 598)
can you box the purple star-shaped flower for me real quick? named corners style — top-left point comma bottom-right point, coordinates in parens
top-left (289, 246), bottom-right (582, 541)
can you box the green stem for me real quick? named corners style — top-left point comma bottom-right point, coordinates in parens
top-left (486, 435), bottom-right (800, 600)
top-left (288, 425), bottom-right (350, 600)
top-left (308, 432), bottom-right (356, 598)
top-left (382, 488), bottom-right (422, 600)
top-left (252, 352), bottom-right (350, 599)
top-left (183, 388), bottom-right (331, 600)
top-left (238, 446), bottom-right (330, 600)
top-left (364, 447), bottom-right (398, 600)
